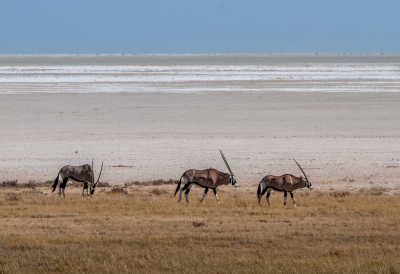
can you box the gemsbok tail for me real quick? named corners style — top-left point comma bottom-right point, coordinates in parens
top-left (52, 173), bottom-right (60, 192)
top-left (257, 180), bottom-right (264, 204)
top-left (257, 181), bottom-right (262, 197)
top-left (174, 175), bottom-right (183, 197)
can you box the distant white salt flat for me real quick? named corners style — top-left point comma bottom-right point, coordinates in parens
top-left (0, 64), bottom-right (399, 93)
top-left (1, 64), bottom-right (399, 74)
top-left (1, 84), bottom-right (398, 94)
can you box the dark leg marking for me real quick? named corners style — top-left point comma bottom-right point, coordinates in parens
top-left (290, 191), bottom-right (296, 207)
top-left (82, 183), bottom-right (90, 198)
top-left (60, 178), bottom-right (68, 197)
top-left (178, 182), bottom-right (191, 203)
top-left (181, 183), bottom-right (190, 191)
top-left (184, 184), bottom-right (192, 203)
top-left (266, 188), bottom-right (272, 206)
top-left (284, 191), bottom-right (287, 206)
top-left (200, 187), bottom-right (209, 203)
top-left (259, 187), bottom-right (268, 204)
top-left (213, 188), bottom-right (220, 203)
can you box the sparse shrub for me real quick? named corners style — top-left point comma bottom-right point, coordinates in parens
top-left (163, 179), bottom-right (177, 185)
top-left (43, 180), bottom-right (54, 187)
top-left (33, 180), bottom-right (54, 187)
top-left (149, 179), bottom-right (164, 186)
top-left (330, 191), bottom-right (351, 198)
top-left (31, 189), bottom-right (43, 194)
top-left (150, 188), bottom-right (169, 196)
top-left (98, 182), bottom-right (111, 187)
top-left (370, 187), bottom-right (386, 196)
top-left (151, 189), bottom-right (162, 195)
top-left (2, 180), bottom-right (18, 188)
top-left (108, 187), bottom-right (128, 195)
top-left (125, 179), bottom-right (179, 187)
top-left (192, 222), bottom-right (207, 227)
top-left (6, 193), bottom-right (21, 201)
top-left (20, 182), bottom-right (37, 188)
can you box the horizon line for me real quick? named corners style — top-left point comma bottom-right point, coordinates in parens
top-left (1, 53), bottom-right (400, 56)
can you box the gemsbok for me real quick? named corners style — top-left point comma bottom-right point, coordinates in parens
top-left (52, 160), bottom-right (104, 198)
top-left (257, 159), bottom-right (313, 206)
top-left (174, 150), bottom-right (238, 203)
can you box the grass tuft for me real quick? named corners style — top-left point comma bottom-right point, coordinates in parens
top-left (5, 193), bottom-right (22, 201)
top-left (192, 222), bottom-right (207, 227)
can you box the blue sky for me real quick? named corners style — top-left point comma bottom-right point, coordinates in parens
top-left (1, 0), bottom-right (399, 54)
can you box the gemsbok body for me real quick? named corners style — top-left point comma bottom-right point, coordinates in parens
top-left (174, 150), bottom-right (238, 203)
top-left (257, 159), bottom-right (313, 206)
top-left (52, 160), bottom-right (103, 198)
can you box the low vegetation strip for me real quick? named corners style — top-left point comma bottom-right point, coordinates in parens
top-left (1, 179), bottom-right (178, 189)
top-left (0, 189), bottom-right (399, 273)
top-left (125, 179), bottom-right (179, 186)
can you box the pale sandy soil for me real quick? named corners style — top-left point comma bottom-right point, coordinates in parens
top-left (1, 91), bottom-right (400, 194)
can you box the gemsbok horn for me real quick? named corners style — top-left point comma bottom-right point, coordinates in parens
top-left (174, 150), bottom-right (238, 203)
top-left (257, 158), bottom-right (313, 207)
top-left (52, 160), bottom-right (104, 198)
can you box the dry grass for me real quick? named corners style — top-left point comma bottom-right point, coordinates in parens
top-left (0, 188), bottom-right (399, 273)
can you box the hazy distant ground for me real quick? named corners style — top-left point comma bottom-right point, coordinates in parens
top-left (0, 54), bottom-right (399, 194)
top-left (2, 53), bottom-right (400, 66)
top-left (1, 54), bottom-right (400, 94)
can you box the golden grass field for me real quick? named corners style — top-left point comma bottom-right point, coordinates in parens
top-left (1, 186), bottom-right (399, 274)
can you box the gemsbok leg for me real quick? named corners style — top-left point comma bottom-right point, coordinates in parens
top-left (290, 191), bottom-right (296, 207)
top-left (178, 182), bottom-right (191, 203)
top-left (184, 184), bottom-right (193, 203)
top-left (199, 187), bottom-right (209, 203)
top-left (258, 181), bottom-right (269, 204)
top-left (87, 183), bottom-right (91, 197)
top-left (259, 186), bottom-right (268, 204)
top-left (60, 178), bottom-right (68, 197)
top-left (213, 189), bottom-right (220, 203)
top-left (82, 183), bottom-right (90, 199)
top-left (284, 191), bottom-right (287, 206)
top-left (266, 188), bottom-right (272, 206)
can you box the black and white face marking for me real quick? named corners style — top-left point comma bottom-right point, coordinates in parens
top-left (231, 175), bottom-right (238, 187)
top-left (305, 179), bottom-right (313, 189)
top-left (90, 183), bottom-right (97, 195)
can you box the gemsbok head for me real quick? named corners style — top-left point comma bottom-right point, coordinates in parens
top-left (257, 159), bottom-right (313, 207)
top-left (52, 159), bottom-right (104, 198)
top-left (174, 150), bottom-right (238, 203)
